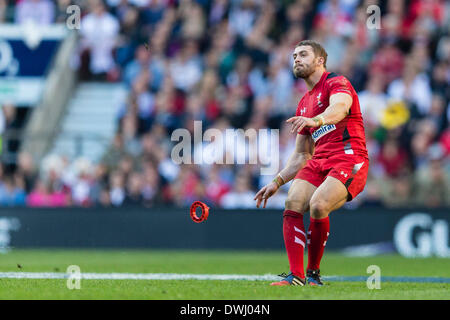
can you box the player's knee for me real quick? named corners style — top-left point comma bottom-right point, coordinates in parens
top-left (285, 199), bottom-right (307, 213)
top-left (309, 200), bottom-right (330, 219)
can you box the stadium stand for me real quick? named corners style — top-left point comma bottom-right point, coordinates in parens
top-left (0, 0), bottom-right (449, 208)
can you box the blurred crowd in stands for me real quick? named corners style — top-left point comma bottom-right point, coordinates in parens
top-left (0, 0), bottom-right (449, 209)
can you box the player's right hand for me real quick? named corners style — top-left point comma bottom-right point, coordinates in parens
top-left (254, 182), bottom-right (279, 208)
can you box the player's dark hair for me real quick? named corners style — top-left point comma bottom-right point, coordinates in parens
top-left (296, 40), bottom-right (328, 69)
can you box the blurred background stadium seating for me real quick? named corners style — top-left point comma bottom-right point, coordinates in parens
top-left (0, 0), bottom-right (448, 210)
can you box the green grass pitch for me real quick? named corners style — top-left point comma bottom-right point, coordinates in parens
top-left (0, 250), bottom-right (449, 299)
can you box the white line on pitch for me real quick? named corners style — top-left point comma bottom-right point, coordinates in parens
top-left (0, 272), bottom-right (448, 283)
top-left (0, 272), bottom-right (278, 281)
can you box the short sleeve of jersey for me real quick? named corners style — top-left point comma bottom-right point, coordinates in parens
top-left (327, 76), bottom-right (352, 96)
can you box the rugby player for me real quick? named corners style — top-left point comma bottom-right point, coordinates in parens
top-left (254, 40), bottom-right (369, 286)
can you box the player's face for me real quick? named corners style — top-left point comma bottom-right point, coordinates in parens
top-left (292, 46), bottom-right (319, 79)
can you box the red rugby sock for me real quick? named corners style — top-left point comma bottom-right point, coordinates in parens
top-left (307, 216), bottom-right (330, 271)
top-left (283, 210), bottom-right (306, 279)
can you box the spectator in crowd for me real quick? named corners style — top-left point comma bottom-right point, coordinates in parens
top-left (359, 178), bottom-right (384, 207)
top-left (16, 151), bottom-right (37, 193)
top-left (0, 0), bottom-right (10, 23)
top-left (379, 174), bottom-right (414, 208)
top-left (440, 122), bottom-right (450, 157)
top-left (54, 0), bottom-right (71, 24)
top-left (26, 179), bottom-right (69, 207)
top-left (414, 154), bottom-right (450, 207)
top-left (70, 160), bottom-right (94, 207)
top-left (370, 41), bottom-right (405, 86)
top-left (169, 39), bottom-right (203, 92)
top-left (0, 175), bottom-right (26, 206)
top-left (109, 170), bottom-right (126, 206)
top-left (358, 74), bottom-right (388, 130)
top-left (123, 44), bottom-right (164, 91)
top-left (140, 161), bottom-right (161, 207)
top-left (123, 171), bottom-right (144, 205)
top-left (168, 164), bottom-right (205, 206)
top-left (204, 164), bottom-right (231, 206)
top-left (79, 0), bottom-right (120, 80)
top-left (387, 58), bottom-right (433, 116)
top-left (377, 138), bottom-right (410, 178)
top-left (15, 0), bottom-right (54, 25)
top-left (220, 170), bottom-right (255, 209)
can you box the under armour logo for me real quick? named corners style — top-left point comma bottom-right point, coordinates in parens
top-left (300, 107), bottom-right (306, 116)
top-left (340, 171), bottom-right (348, 178)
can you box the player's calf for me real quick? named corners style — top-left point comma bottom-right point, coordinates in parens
top-left (282, 209), bottom-right (306, 279)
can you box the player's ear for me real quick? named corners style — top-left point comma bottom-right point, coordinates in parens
top-left (317, 56), bottom-right (324, 67)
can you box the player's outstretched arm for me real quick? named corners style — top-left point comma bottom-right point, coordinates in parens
top-left (254, 134), bottom-right (313, 208)
top-left (316, 93), bottom-right (352, 125)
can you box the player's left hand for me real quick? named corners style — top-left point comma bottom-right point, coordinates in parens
top-left (286, 116), bottom-right (319, 133)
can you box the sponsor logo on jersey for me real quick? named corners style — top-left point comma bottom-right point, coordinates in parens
top-left (311, 124), bottom-right (336, 142)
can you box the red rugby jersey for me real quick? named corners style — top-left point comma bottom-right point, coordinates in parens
top-left (296, 71), bottom-right (368, 159)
